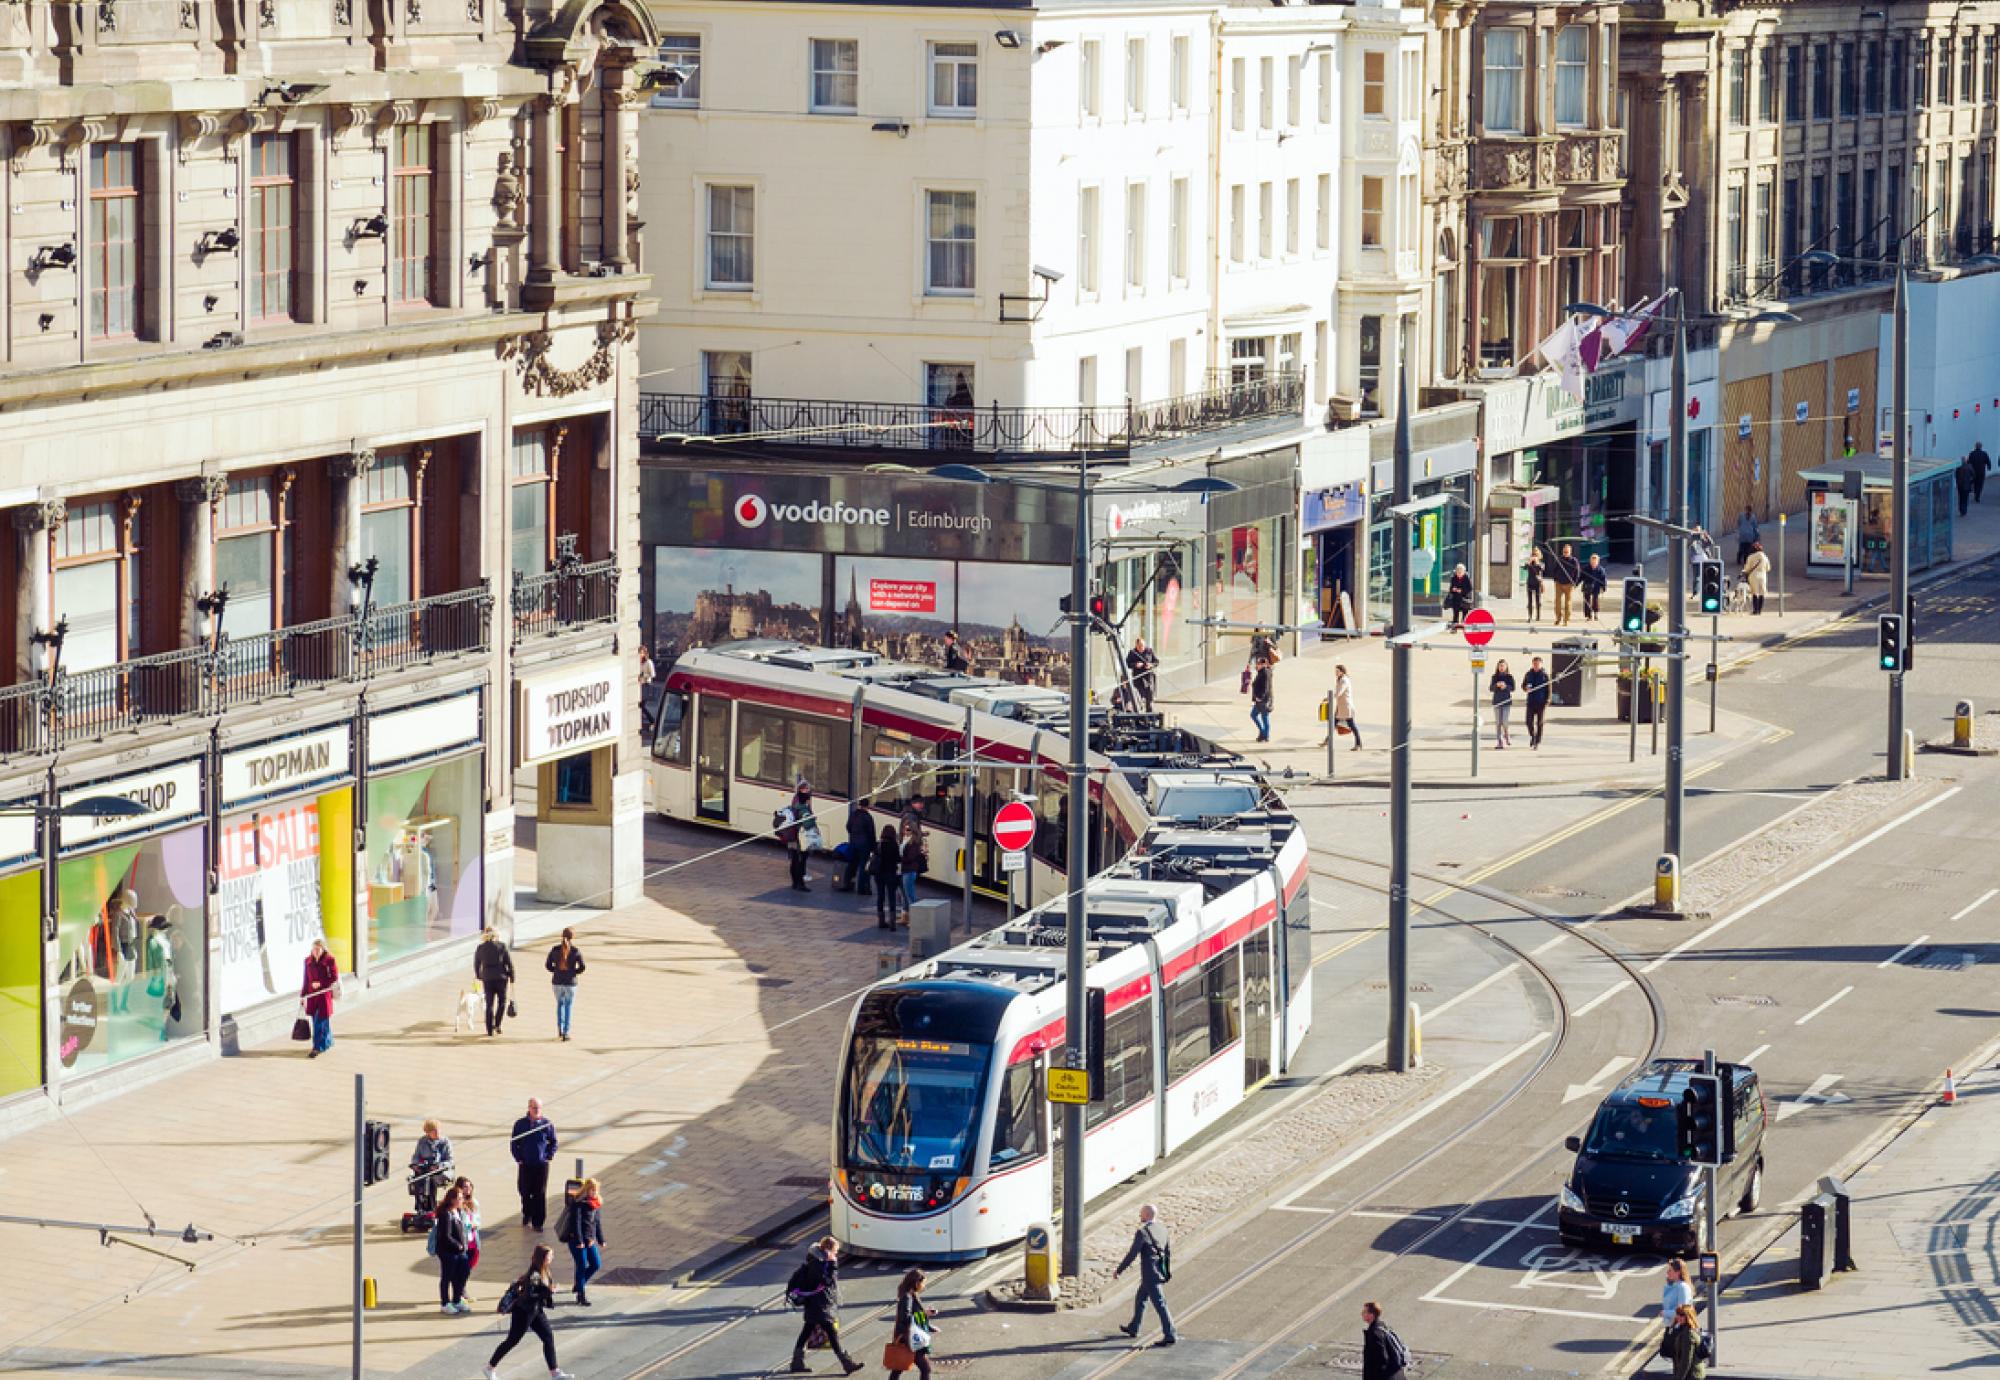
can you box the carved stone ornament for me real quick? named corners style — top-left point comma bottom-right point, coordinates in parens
top-left (1559, 134), bottom-right (1594, 183)
top-left (330, 445), bottom-right (378, 480)
top-left (333, 104), bottom-right (372, 142)
top-left (1433, 142), bottom-right (1469, 196)
top-left (10, 122), bottom-right (60, 175)
top-left (334, 0), bottom-right (352, 25)
top-left (1479, 144), bottom-right (1532, 190)
top-left (258, 0), bottom-right (274, 28)
top-left (11, 498), bottom-right (68, 534)
top-left (467, 98), bottom-right (503, 127)
top-left (97, 0), bottom-right (116, 31)
top-left (179, 0), bottom-right (197, 27)
top-left (1536, 142), bottom-right (1557, 187)
top-left (502, 323), bottom-right (633, 397)
top-left (406, 0), bottom-right (421, 23)
top-left (493, 151), bottom-right (524, 227)
top-left (174, 475), bottom-right (229, 506)
top-left (466, 0), bottom-right (482, 21)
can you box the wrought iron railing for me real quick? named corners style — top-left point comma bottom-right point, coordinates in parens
top-left (513, 558), bottom-right (620, 643)
top-left (639, 372), bottom-right (1306, 455)
top-left (7, 586), bottom-right (494, 755)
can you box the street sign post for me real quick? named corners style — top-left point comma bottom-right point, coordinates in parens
top-left (992, 799), bottom-right (1037, 855)
top-left (1046, 1067), bottom-right (1089, 1105)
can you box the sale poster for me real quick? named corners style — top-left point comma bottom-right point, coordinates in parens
top-left (215, 801), bottom-right (328, 1014)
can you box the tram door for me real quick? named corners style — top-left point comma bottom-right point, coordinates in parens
top-left (1242, 930), bottom-right (1274, 1088)
top-left (694, 696), bottom-right (731, 823)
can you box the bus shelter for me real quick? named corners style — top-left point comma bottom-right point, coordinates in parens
top-left (1799, 456), bottom-right (1957, 579)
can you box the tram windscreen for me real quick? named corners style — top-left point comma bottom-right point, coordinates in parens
top-left (842, 1036), bottom-right (989, 1173)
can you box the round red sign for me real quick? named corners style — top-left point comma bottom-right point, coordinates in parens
top-left (1462, 607), bottom-right (1497, 647)
top-left (992, 800), bottom-right (1038, 853)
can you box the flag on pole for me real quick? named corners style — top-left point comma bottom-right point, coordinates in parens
top-left (1597, 294), bottom-right (1666, 363)
top-left (1534, 316), bottom-right (1597, 402)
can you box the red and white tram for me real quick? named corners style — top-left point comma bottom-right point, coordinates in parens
top-left (831, 812), bottom-right (1312, 1259)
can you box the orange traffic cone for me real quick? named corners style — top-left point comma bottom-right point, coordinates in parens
top-left (1942, 1069), bottom-right (1958, 1106)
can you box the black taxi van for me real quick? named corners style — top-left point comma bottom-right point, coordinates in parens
top-left (1557, 1058), bottom-right (1766, 1255)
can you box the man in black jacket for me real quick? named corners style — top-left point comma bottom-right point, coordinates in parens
top-left (839, 800), bottom-right (873, 897)
top-left (1968, 440), bottom-right (1991, 503)
top-left (509, 1097), bottom-right (558, 1230)
top-left (1522, 655), bottom-right (1551, 749)
top-left (941, 630), bottom-right (969, 673)
top-left (473, 929), bottom-right (514, 1036)
top-left (787, 1237), bottom-right (864, 1374)
top-left (1113, 1203), bottom-right (1176, 1346)
top-left (1580, 553), bottom-right (1608, 622)
top-left (1124, 638), bottom-right (1160, 711)
top-left (1360, 1301), bottom-right (1411, 1380)
top-left (1544, 544), bottom-right (1582, 627)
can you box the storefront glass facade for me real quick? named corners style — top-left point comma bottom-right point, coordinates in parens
top-left (216, 787), bottom-right (355, 1012)
top-left (0, 869), bottom-right (41, 1098)
top-left (1368, 474), bottom-right (1475, 609)
top-left (364, 752), bottom-right (484, 965)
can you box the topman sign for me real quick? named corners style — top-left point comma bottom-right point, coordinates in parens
top-left (517, 657), bottom-right (624, 768)
top-left (221, 725), bottom-right (352, 809)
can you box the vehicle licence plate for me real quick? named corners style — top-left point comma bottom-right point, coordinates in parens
top-left (1602, 1224), bottom-right (1637, 1245)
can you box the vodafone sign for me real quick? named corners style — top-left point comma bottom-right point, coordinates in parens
top-left (734, 492), bottom-right (889, 530)
top-left (734, 494), bottom-right (768, 528)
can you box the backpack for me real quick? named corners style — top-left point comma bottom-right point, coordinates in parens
top-left (424, 1219), bottom-right (439, 1258)
top-left (1156, 1240), bottom-right (1172, 1283)
top-left (1380, 1324), bottom-right (1412, 1370)
top-left (784, 1259), bottom-right (820, 1309)
top-left (496, 1279), bottom-right (521, 1315)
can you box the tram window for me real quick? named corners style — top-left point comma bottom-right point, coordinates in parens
top-left (651, 690), bottom-right (690, 766)
top-left (1284, 881), bottom-right (1312, 1003)
top-left (1166, 949), bottom-right (1242, 1083)
top-left (1087, 999), bottom-right (1154, 1129)
top-left (1034, 772), bottom-right (1067, 869)
top-left (990, 1060), bottom-right (1044, 1165)
top-left (738, 706), bottom-right (852, 796)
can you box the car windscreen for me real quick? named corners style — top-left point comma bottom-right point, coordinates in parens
top-left (842, 1036), bottom-right (990, 1174)
top-left (1583, 1102), bottom-right (1681, 1160)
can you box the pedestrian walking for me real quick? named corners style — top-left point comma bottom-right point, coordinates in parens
top-left (1125, 638), bottom-right (1160, 712)
top-left (1489, 660), bottom-right (1516, 749)
top-left (1331, 664), bottom-right (1362, 749)
top-left (941, 630), bottom-right (969, 673)
top-left (786, 1236), bottom-right (865, 1375)
top-left (544, 928), bottom-right (585, 1042)
top-left (840, 799), bottom-right (874, 896)
top-left (1666, 1301), bottom-right (1709, 1380)
top-left (1659, 1257), bottom-right (1695, 1358)
top-left (1957, 456), bottom-right (1975, 516)
top-left (1735, 506), bottom-right (1761, 568)
top-left (884, 1268), bottom-right (935, 1379)
top-left (1249, 654), bottom-right (1274, 743)
top-left (776, 780), bottom-right (818, 892)
top-left (473, 928), bottom-right (514, 1037)
top-left (511, 1097), bottom-right (558, 1231)
top-left (1445, 563), bottom-right (1475, 630)
top-left (300, 938), bottom-right (339, 1057)
top-left (482, 1244), bottom-right (573, 1380)
top-left (1524, 550), bottom-right (1545, 623)
top-left (1580, 554), bottom-right (1608, 622)
top-left (1743, 540), bottom-right (1771, 615)
top-left (1522, 656), bottom-right (1551, 749)
top-left (1544, 544), bottom-right (1582, 626)
top-left (874, 824), bottom-right (904, 928)
top-left (1359, 1301), bottom-right (1413, 1380)
top-left (637, 644), bottom-right (655, 689)
top-left (1970, 440), bottom-right (1992, 502)
top-left (898, 825), bottom-right (927, 914)
top-left (1113, 1203), bottom-right (1175, 1346)
top-left (455, 1176), bottom-right (484, 1302)
top-left (433, 1184), bottom-right (474, 1314)
top-left (556, 1176), bottom-right (605, 1306)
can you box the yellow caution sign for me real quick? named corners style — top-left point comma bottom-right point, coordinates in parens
top-left (1046, 1067), bottom-right (1090, 1105)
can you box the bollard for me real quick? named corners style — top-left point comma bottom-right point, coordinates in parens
top-left (1902, 728), bottom-right (1917, 776)
top-left (1956, 700), bottom-right (1976, 750)
top-left (1817, 1175), bottom-right (1858, 1272)
top-left (1800, 1193), bottom-right (1833, 1290)
top-left (908, 898), bottom-right (953, 959)
top-left (1409, 1002), bottom-right (1423, 1068)
top-left (362, 1276), bottom-right (378, 1309)
top-left (1655, 853), bottom-right (1681, 912)
top-left (1022, 1222), bottom-right (1055, 1301)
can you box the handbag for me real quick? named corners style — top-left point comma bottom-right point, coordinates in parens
top-left (1335, 722), bottom-right (1352, 736)
top-left (290, 1001), bottom-right (311, 1042)
top-left (882, 1342), bottom-right (917, 1369)
top-left (506, 995), bottom-right (518, 1019)
top-left (1238, 668), bottom-right (1252, 694)
top-left (908, 1321), bottom-right (933, 1350)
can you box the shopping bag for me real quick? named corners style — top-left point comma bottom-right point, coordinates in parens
top-left (290, 1002), bottom-right (311, 1042)
top-left (883, 1342), bottom-right (917, 1369)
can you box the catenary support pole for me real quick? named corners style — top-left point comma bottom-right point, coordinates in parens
top-left (961, 703), bottom-right (975, 933)
top-left (1387, 325), bottom-right (1414, 1073)
top-left (1470, 665), bottom-right (1480, 778)
top-left (1708, 613), bottom-right (1719, 734)
top-left (1704, 1047), bottom-right (1721, 1363)
top-left (1889, 264), bottom-right (1909, 779)
top-left (353, 1073), bottom-right (364, 1380)
top-left (1665, 296), bottom-right (1688, 867)
top-left (1326, 689), bottom-right (1337, 780)
top-left (1060, 454), bottom-right (1089, 1278)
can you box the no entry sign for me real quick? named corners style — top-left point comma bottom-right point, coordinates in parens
top-left (993, 800), bottom-right (1037, 853)
top-left (1462, 607), bottom-right (1496, 647)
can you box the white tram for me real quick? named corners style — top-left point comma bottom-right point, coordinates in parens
top-left (646, 642), bottom-right (1166, 906)
top-left (831, 809), bottom-right (1312, 1259)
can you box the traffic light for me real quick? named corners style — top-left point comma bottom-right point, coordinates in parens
top-left (1698, 560), bottom-right (1723, 615)
top-left (1878, 613), bottom-right (1904, 671)
top-left (1718, 1065), bottom-right (1741, 1162)
top-left (1676, 1074), bottom-right (1723, 1166)
top-left (1621, 576), bottom-right (1649, 633)
top-left (363, 1119), bottom-right (391, 1186)
top-left (1088, 593), bottom-right (1110, 622)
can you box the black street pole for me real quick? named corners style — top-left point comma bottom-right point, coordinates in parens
top-left (1060, 454), bottom-right (1088, 1279)
top-left (1665, 295), bottom-right (1688, 866)
top-left (1888, 263), bottom-right (1909, 778)
top-left (1387, 325), bottom-right (1413, 1072)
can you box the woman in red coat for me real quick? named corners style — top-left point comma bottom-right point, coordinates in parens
top-left (301, 939), bottom-right (339, 1057)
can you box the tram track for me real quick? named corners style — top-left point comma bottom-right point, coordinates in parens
top-left (1070, 851), bottom-right (1665, 1380)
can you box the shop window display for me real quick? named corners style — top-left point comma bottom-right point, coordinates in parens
top-left (365, 755), bottom-right (484, 965)
top-left (0, 871), bottom-right (42, 1098)
top-left (214, 788), bottom-right (355, 1013)
top-left (55, 828), bottom-right (207, 1074)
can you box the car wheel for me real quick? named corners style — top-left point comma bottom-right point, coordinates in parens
top-left (1738, 1160), bottom-right (1763, 1215)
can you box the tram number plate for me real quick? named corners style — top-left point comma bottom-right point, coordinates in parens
top-left (1603, 1224), bottom-right (1638, 1245)
top-left (1047, 1068), bottom-right (1090, 1105)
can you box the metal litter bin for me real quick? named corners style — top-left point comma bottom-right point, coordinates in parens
top-left (1551, 636), bottom-right (1599, 708)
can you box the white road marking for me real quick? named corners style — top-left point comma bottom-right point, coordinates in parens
top-left (1423, 1293), bottom-right (1652, 1325)
top-left (1742, 1044), bottom-right (1771, 1066)
top-left (1794, 986), bottom-right (1854, 1026)
top-left (1950, 888), bottom-right (1999, 922)
top-left (1276, 1032), bottom-right (1552, 1209)
top-left (1639, 788), bottom-right (1962, 974)
top-left (1563, 1056), bottom-right (1637, 1105)
top-left (1878, 935), bottom-right (1930, 969)
top-left (1318, 961), bottom-right (1528, 1079)
top-left (1422, 1200), bottom-right (1555, 1306)
top-left (1572, 980), bottom-right (1632, 1019)
top-left (1775, 1074), bottom-right (1851, 1123)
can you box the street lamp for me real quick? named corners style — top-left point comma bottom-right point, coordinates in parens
top-left (347, 557), bottom-right (379, 667)
top-left (195, 585), bottom-right (231, 653)
top-left (929, 457), bottom-right (1235, 1284)
top-left (1563, 293), bottom-right (1798, 868)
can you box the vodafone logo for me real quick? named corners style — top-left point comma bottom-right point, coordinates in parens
top-left (732, 493), bottom-right (891, 530)
top-left (1106, 504), bottom-right (1126, 537)
top-left (734, 494), bottom-right (769, 528)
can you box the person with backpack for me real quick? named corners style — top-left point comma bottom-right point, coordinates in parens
top-left (873, 824), bottom-right (903, 929)
top-left (776, 781), bottom-right (815, 892)
top-left (1113, 1203), bottom-right (1175, 1347)
top-left (840, 800), bottom-right (874, 896)
top-left (1667, 1301), bottom-right (1709, 1379)
top-left (786, 1236), bottom-right (864, 1375)
top-left (556, 1176), bottom-right (606, 1307)
top-left (1359, 1300), bottom-right (1411, 1380)
top-left (885, 1267), bottom-right (935, 1378)
top-left (544, 928), bottom-right (585, 1041)
top-left (482, 1243), bottom-right (572, 1380)
top-left (473, 928), bottom-right (514, 1037)
top-left (431, 1185), bottom-right (474, 1314)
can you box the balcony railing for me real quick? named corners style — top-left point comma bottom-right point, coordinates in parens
top-left (9, 584), bottom-right (493, 756)
top-left (513, 558), bottom-right (620, 643)
top-left (639, 372), bottom-right (1306, 456)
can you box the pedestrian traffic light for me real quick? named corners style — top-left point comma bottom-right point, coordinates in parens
top-left (1676, 1074), bottom-right (1723, 1166)
top-left (1088, 593), bottom-right (1110, 622)
top-left (1698, 561), bottom-right (1723, 615)
top-left (363, 1120), bottom-right (391, 1186)
top-left (1621, 576), bottom-right (1648, 633)
top-left (1878, 613), bottom-right (1904, 671)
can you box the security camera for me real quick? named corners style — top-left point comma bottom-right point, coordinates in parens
top-left (1032, 264), bottom-right (1065, 284)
